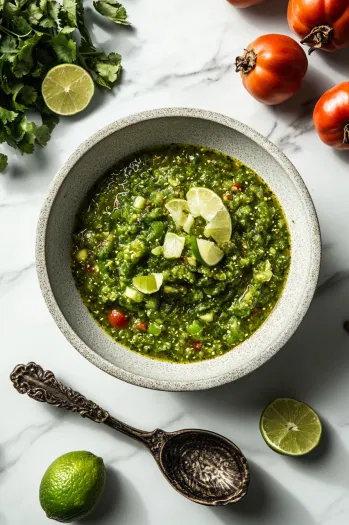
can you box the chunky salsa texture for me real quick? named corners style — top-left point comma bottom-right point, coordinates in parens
top-left (71, 145), bottom-right (291, 363)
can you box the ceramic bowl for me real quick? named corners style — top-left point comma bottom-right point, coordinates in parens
top-left (36, 108), bottom-right (321, 391)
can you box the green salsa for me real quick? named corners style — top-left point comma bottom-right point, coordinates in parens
top-left (72, 144), bottom-right (291, 363)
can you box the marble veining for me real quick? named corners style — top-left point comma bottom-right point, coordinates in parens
top-left (1, 0), bottom-right (349, 523)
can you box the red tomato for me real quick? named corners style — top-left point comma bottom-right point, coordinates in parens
top-left (227, 0), bottom-right (264, 7)
top-left (235, 34), bottom-right (308, 105)
top-left (191, 341), bottom-right (203, 351)
top-left (313, 82), bottom-right (349, 150)
top-left (108, 309), bottom-right (129, 329)
top-left (136, 322), bottom-right (148, 332)
top-left (288, 0), bottom-right (349, 54)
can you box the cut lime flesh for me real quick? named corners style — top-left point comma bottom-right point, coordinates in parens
top-left (163, 232), bottom-right (185, 258)
top-left (42, 64), bottom-right (94, 116)
top-left (132, 273), bottom-right (163, 294)
top-left (260, 398), bottom-right (322, 456)
top-left (191, 237), bottom-right (224, 266)
top-left (165, 199), bottom-right (189, 227)
top-left (204, 208), bottom-right (232, 244)
top-left (186, 188), bottom-right (224, 221)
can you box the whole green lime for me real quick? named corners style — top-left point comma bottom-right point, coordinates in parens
top-left (39, 451), bottom-right (106, 523)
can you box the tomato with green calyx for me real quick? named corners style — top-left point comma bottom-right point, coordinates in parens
top-left (235, 34), bottom-right (308, 105)
top-left (288, 0), bottom-right (349, 54)
top-left (313, 82), bottom-right (349, 150)
top-left (227, 0), bottom-right (264, 7)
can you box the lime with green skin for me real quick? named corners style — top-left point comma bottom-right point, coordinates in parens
top-left (39, 451), bottom-right (106, 523)
top-left (260, 398), bottom-right (322, 456)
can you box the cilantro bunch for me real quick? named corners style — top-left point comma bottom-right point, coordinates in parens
top-left (0, 0), bottom-right (130, 172)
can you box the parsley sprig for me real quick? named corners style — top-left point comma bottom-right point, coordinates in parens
top-left (0, 0), bottom-right (130, 172)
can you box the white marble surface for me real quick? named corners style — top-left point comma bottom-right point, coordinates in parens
top-left (1, 0), bottom-right (349, 523)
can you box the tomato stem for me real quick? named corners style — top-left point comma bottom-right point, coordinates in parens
top-left (344, 124), bottom-right (349, 145)
top-left (300, 25), bottom-right (334, 55)
top-left (235, 49), bottom-right (257, 75)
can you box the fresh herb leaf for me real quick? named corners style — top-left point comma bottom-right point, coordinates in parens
top-left (51, 32), bottom-right (76, 63)
top-left (12, 84), bottom-right (37, 110)
top-left (11, 15), bottom-right (33, 36)
top-left (26, 1), bottom-right (44, 25)
top-left (36, 123), bottom-right (51, 145)
top-left (62, 0), bottom-right (77, 27)
top-left (0, 35), bottom-right (18, 62)
top-left (60, 26), bottom-right (75, 34)
top-left (12, 33), bottom-right (42, 77)
top-left (93, 52), bottom-right (122, 89)
top-left (0, 106), bottom-right (18, 123)
top-left (0, 153), bottom-right (8, 172)
top-left (93, 0), bottom-right (130, 25)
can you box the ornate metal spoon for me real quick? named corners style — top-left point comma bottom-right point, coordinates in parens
top-left (10, 362), bottom-right (250, 506)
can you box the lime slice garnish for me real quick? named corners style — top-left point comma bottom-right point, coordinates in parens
top-left (132, 273), bottom-right (163, 294)
top-left (163, 232), bottom-right (185, 259)
top-left (186, 188), bottom-right (224, 221)
top-left (165, 199), bottom-right (189, 227)
top-left (42, 64), bottom-right (94, 116)
top-left (260, 398), bottom-right (322, 456)
top-left (191, 237), bottom-right (224, 266)
top-left (204, 208), bottom-right (232, 244)
top-left (183, 213), bottom-right (194, 233)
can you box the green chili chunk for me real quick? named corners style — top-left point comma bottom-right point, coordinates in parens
top-left (71, 144), bottom-right (291, 363)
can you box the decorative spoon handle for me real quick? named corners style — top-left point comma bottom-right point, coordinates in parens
top-left (10, 362), bottom-right (165, 453)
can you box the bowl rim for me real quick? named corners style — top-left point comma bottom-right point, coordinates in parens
top-left (36, 107), bottom-right (321, 391)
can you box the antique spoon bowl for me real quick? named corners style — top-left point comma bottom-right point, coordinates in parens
top-left (159, 430), bottom-right (249, 505)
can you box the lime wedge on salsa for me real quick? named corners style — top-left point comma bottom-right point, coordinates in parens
top-left (186, 188), bottom-right (224, 221)
top-left (191, 237), bottom-right (224, 266)
top-left (132, 273), bottom-right (163, 294)
top-left (260, 398), bottom-right (322, 456)
top-left (163, 232), bottom-right (185, 259)
top-left (42, 64), bottom-right (94, 116)
top-left (165, 199), bottom-right (189, 227)
top-left (204, 208), bottom-right (232, 244)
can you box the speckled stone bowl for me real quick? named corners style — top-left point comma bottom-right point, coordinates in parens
top-left (36, 108), bottom-right (321, 391)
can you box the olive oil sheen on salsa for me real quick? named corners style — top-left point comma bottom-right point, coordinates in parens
top-left (72, 145), bottom-right (291, 363)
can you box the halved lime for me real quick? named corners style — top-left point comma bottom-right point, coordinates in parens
top-left (191, 237), bottom-right (224, 266)
top-left (163, 232), bottom-right (185, 259)
top-left (186, 188), bottom-right (224, 221)
top-left (165, 199), bottom-right (189, 227)
top-left (42, 64), bottom-right (94, 116)
top-left (204, 208), bottom-right (232, 244)
top-left (132, 273), bottom-right (163, 294)
top-left (260, 398), bottom-right (322, 456)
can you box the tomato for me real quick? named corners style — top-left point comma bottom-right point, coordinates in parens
top-left (313, 82), bottom-right (349, 150)
top-left (235, 34), bottom-right (308, 105)
top-left (136, 322), bottom-right (148, 332)
top-left (227, 0), bottom-right (264, 7)
top-left (191, 341), bottom-right (203, 351)
top-left (108, 309), bottom-right (129, 329)
top-left (288, 0), bottom-right (349, 54)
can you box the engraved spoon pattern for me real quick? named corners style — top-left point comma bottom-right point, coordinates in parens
top-left (10, 362), bottom-right (250, 506)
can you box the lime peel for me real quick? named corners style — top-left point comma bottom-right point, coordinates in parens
top-left (191, 237), bottom-right (224, 266)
